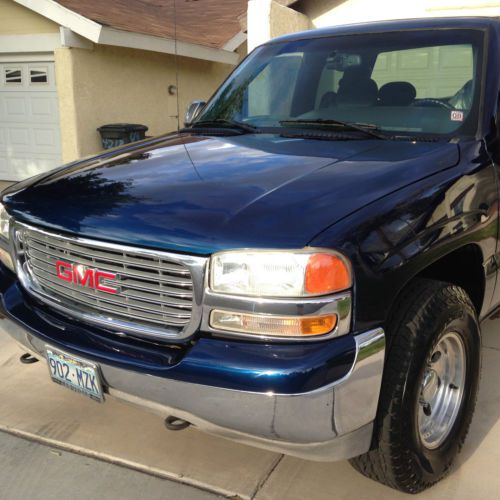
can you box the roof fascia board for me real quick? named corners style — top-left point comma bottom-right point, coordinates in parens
top-left (13, 0), bottom-right (102, 42)
top-left (99, 28), bottom-right (240, 65)
top-left (223, 31), bottom-right (247, 51)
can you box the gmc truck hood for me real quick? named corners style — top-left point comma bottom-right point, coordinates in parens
top-left (2, 133), bottom-right (459, 254)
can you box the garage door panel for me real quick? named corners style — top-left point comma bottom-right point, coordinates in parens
top-left (31, 96), bottom-right (54, 117)
top-left (0, 127), bottom-right (59, 155)
top-left (4, 95), bottom-right (27, 117)
top-left (8, 127), bottom-right (30, 147)
top-left (0, 61), bottom-right (61, 180)
top-left (33, 128), bottom-right (58, 148)
top-left (1, 93), bottom-right (59, 124)
top-left (0, 153), bottom-right (59, 181)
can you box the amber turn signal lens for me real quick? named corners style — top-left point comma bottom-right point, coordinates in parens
top-left (299, 314), bottom-right (337, 335)
top-left (305, 253), bottom-right (351, 295)
top-left (210, 310), bottom-right (337, 337)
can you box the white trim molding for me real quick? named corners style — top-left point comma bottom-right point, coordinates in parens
top-left (247, 0), bottom-right (272, 51)
top-left (0, 33), bottom-right (61, 54)
top-left (0, 53), bottom-right (55, 63)
top-left (13, 0), bottom-right (240, 64)
top-left (222, 31), bottom-right (247, 52)
top-left (99, 28), bottom-right (240, 65)
top-left (13, 0), bottom-right (101, 41)
top-left (60, 27), bottom-right (94, 50)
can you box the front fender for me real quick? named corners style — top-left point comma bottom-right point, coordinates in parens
top-left (310, 140), bottom-right (498, 332)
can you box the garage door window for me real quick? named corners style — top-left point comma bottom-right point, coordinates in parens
top-left (4, 68), bottom-right (22, 84)
top-left (0, 60), bottom-right (61, 180)
top-left (30, 68), bottom-right (48, 84)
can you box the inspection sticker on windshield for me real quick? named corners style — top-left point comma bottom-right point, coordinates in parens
top-left (451, 111), bottom-right (464, 122)
top-left (46, 347), bottom-right (104, 402)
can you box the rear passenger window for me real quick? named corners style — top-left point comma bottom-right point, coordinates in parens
top-left (371, 45), bottom-right (473, 101)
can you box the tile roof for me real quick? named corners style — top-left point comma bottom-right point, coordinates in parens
top-left (55, 0), bottom-right (248, 49)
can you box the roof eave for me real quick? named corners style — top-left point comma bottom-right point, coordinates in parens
top-left (99, 28), bottom-right (240, 64)
top-left (13, 0), bottom-right (242, 65)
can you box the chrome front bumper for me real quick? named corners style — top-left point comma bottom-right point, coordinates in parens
top-left (1, 313), bottom-right (385, 461)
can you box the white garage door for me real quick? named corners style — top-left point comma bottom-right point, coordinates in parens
top-left (0, 60), bottom-right (62, 181)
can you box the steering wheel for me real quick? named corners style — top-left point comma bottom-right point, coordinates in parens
top-left (412, 98), bottom-right (454, 110)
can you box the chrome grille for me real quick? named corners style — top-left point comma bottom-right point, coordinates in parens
top-left (14, 223), bottom-right (206, 341)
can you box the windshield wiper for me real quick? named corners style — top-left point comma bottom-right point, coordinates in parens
top-left (189, 119), bottom-right (260, 134)
top-left (280, 119), bottom-right (387, 140)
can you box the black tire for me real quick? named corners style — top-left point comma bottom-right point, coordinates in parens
top-left (350, 278), bottom-right (481, 493)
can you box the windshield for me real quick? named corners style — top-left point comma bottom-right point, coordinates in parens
top-left (196, 29), bottom-right (484, 137)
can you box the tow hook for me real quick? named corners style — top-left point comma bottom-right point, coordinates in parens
top-left (19, 353), bottom-right (39, 364)
top-left (164, 415), bottom-right (191, 431)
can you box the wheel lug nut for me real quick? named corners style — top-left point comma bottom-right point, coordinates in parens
top-left (431, 351), bottom-right (441, 363)
top-left (449, 383), bottom-right (459, 390)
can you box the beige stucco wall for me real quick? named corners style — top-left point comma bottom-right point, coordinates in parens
top-left (269, 2), bottom-right (312, 40)
top-left (55, 45), bottom-right (241, 162)
top-left (0, 0), bottom-right (59, 34)
top-left (308, 0), bottom-right (500, 27)
top-left (248, 0), bottom-right (311, 51)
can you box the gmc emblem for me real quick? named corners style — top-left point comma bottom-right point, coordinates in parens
top-left (56, 260), bottom-right (117, 294)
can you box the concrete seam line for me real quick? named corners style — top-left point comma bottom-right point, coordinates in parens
top-left (0, 426), bottom-right (243, 500)
top-left (250, 454), bottom-right (284, 499)
top-left (484, 344), bottom-right (500, 351)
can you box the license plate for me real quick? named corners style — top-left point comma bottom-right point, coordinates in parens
top-left (46, 347), bottom-right (104, 402)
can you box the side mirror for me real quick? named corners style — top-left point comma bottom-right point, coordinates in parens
top-left (184, 100), bottom-right (206, 127)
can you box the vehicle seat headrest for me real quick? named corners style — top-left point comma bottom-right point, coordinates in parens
top-left (378, 82), bottom-right (417, 106)
top-left (337, 69), bottom-right (378, 106)
top-left (319, 91), bottom-right (337, 108)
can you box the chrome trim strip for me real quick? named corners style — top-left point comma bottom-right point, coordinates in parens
top-left (202, 289), bottom-right (352, 342)
top-left (107, 387), bottom-right (376, 462)
top-left (5, 316), bottom-right (385, 461)
top-left (12, 221), bottom-right (207, 342)
top-left (334, 328), bottom-right (386, 434)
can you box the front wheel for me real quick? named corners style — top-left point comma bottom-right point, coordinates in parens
top-left (350, 279), bottom-right (481, 493)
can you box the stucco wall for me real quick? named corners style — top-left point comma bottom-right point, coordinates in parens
top-left (248, 0), bottom-right (311, 51)
top-left (307, 0), bottom-right (500, 27)
top-left (55, 45), bottom-right (240, 162)
top-left (0, 0), bottom-right (59, 35)
top-left (54, 48), bottom-right (79, 164)
top-left (270, 1), bottom-right (312, 39)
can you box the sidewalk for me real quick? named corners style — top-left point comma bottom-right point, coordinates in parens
top-left (0, 431), bottom-right (220, 500)
top-left (0, 316), bottom-right (499, 499)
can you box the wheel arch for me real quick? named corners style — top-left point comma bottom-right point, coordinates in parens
top-left (390, 243), bottom-right (486, 324)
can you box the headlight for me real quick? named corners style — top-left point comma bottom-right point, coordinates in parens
top-left (210, 249), bottom-right (351, 298)
top-left (0, 203), bottom-right (10, 240)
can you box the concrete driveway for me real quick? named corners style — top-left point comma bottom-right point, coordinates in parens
top-left (0, 316), bottom-right (499, 499)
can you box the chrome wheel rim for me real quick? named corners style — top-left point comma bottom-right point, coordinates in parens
top-left (417, 331), bottom-right (466, 450)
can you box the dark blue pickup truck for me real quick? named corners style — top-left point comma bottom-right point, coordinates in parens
top-left (1, 17), bottom-right (498, 493)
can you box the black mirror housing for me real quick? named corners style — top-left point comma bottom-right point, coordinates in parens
top-left (185, 100), bottom-right (206, 127)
